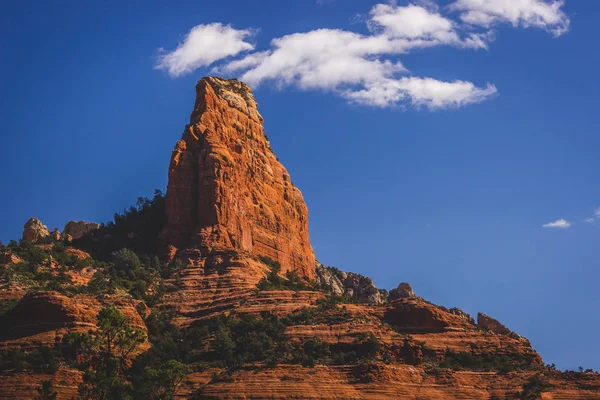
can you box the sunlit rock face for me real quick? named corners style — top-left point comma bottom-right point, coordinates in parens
top-left (161, 77), bottom-right (315, 280)
top-left (22, 218), bottom-right (50, 242)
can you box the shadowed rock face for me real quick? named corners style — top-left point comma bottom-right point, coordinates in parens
top-left (161, 77), bottom-right (315, 280)
top-left (62, 221), bottom-right (100, 240)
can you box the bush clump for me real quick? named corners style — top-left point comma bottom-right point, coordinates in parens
top-left (257, 256), bottom-right (316, 291)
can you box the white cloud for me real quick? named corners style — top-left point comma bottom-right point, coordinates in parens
top-left (367, 3), bottom-right (490, 50)
top-left (368, 4), bottom-right (458, 42)
top-left (218, 27), bottom-right (495, 109)
top-left (216, 4), bottom-right (496, 109)
top-left (584, 218), bottom-right (594, 223)
top-left (342, 77), bottom-right (497, 109)
top-left (449, 0), bottom-right (570, 37)
top-left (158, 2), bottom-right (569, 109)
top-left (155, 23), bottom-right (255, 77)
top-left (595, 208), bottom-right (600, 217)
top-left (542, 219), bottom-right (571, 229)
top-left (223, 29), bottom-right (407, 90)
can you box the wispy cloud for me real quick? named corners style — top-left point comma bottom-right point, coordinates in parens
top-left (155, 23), bottom-right (255, 78)
top-left (584, 218), bottom-right (594, 223)
top-left (156, 1), bottom-right (570, 109)
top-left (542, 219), bottom-right (571, 229)
top-left (448, 0), bottom-right (570, 37)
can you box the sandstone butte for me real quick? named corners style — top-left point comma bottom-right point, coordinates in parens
top-left (1, 76), bottom-right (599, 399)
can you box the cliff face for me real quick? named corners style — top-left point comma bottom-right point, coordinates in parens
top-left (161, 77), bottom-right (315, 280)
top-left (2, 77), bottom-right (600, 400)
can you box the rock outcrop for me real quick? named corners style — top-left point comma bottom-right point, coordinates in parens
top-left (389, 282), bottom-right (415, 300)
top-left (62, 220), bottom-right (100, 240)
top-left (50, 228), bottom-right (61, 241)
top-left (22, 218), bottom-right (50, 242)
top-left (0, 291), bottom-right (147, 343)
top-left (161, 77), bottom-right (315, 280)
top-left (478, 312), bottom-right (527, 342)
top-left (0, 250), bottom-right (22, 265)
top-left (315, 262), bottom-right (387, 304)
top-left (447, 307), bottom-right (476, 325)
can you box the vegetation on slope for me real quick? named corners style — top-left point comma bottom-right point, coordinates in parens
top-left (256, 256), bottom-right (321, 292)
top-left (1, 191), bottom-right (598, 399)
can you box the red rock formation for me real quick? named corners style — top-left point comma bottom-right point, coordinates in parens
top-left (180, 365), bottom-right (600, 400)
top-left (3, 77), bottom-right (600, 399)
top-left (1, 291), bottom-right (147, 345)
top-left (22, 218), bottom-right (50, 242)
top-left (478, 311), bottom-right (526, 341)
top-left (161, 77), bottom-right (315, 279)
top-left (389, 282), bottom-right (416, 300)
top-left (62, 220), bottom-right (100, 240)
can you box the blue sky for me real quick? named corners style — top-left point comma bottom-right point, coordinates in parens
top-left (1, 0), bottom-right (599, 370)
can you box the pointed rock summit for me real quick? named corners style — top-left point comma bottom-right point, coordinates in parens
top-left (161, 77), bottom-right (316, 279)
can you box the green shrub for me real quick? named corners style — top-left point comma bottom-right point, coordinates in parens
top-left (520, 374), bottom-right (550, 400)
top-left (73, 190), bottom-right (166, 259)
top-left (0, 346), bottom-right (60, 373)
top-left (256, 256), bottom-right (316, 291)
top-left (35, 380), bottom-right (57, 400)
top-left (436, 351), bottom-right (538, 373)
top-left (0, 299), bottom-right (18, 317)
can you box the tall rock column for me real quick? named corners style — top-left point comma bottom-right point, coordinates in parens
top-left (161, 77), bottom-right (316, 280)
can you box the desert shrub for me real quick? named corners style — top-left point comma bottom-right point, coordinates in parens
top-left (76, 305), bottom-right (146, 400)
top-left (437, 351), bottom-right (538, 373)
top-left (0, 346), bottom-right (60, 373)
top-left (286, 307), bottom-right (318, 325)
top-left (12, 241), bottom-right (48, 268)
top-left (35, 380), bottom-right (57, 400)
top-left (256, 256), bottom-right (316, 291)
top-left (520, 374), bottom-right (550, 400)
top-left (136, 360), bottom-right (189, 400)
top-left (73, 190), bottom-right (166, 259)
top-left (61, 331), bottom-right (94, 367)
top-left (329, 335), bottom-right (381, 365)
top-left (0, 299), bottom-right (18, 317)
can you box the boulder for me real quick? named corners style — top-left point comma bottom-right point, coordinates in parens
top-left (389, 282), bottom-right (416, 300)
top-left (22, 217), bottom-right (50, 242)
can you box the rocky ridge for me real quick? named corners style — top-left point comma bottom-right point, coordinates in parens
top-left (21, 219), bottom-right (100, 243)
top-left (315, 261), bottom-right (388, 304)
top-left (1, 77), bottom-right (599, 399)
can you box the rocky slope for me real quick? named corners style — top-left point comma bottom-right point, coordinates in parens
top-left (1, 77), bottom-right (599, 399)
